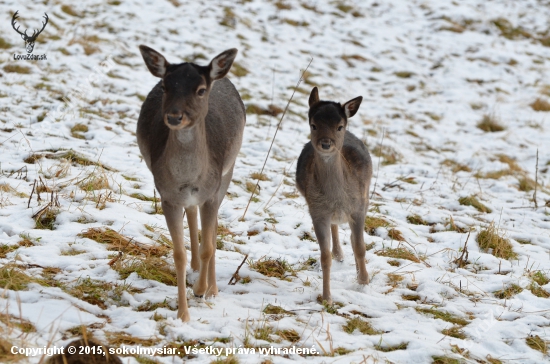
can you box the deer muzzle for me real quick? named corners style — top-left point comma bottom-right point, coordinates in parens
top-left (164, 113), bottom-right (190, 130)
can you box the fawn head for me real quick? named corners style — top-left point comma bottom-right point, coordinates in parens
top-left (139, 45), bottom-right (238, 130)
top-left (308, 87), bottom-right (362, 154)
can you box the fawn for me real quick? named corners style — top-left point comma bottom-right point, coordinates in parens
top-left (137, 46), bottom-right (245, 321)
top-left (296, 87), bottom-right (373, 304)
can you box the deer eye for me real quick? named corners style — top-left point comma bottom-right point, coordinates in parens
top-left (197, 88), bottom-right (207, 96)
top-left (310, 124), bottom-right (317, 130)
top-left (338, 126), bottom-right (344, 131)
top-left (160, 84), bottom-right (165, 92)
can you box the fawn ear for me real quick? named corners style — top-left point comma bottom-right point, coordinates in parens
top-left (343, 96), bottom-right (363, 118)
top-left (309, 87), bottom-right (320, 107)
top-left (209, 48), bottom-right (238, 80)
top-left (139, 45), bottom-right (169, 78)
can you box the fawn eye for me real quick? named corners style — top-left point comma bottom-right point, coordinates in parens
top-left (197, 88), bottom-right (206, 96)
top-left (310, 124), bottom-right (317, 130)
top-left (338, 126), bottom-right (343, 131)
top-left (160, 84), bottom-right (165, 92)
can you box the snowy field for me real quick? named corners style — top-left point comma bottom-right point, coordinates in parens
top-left (1, 0), bottom-right (550, 363)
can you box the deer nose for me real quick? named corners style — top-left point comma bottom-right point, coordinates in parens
top-left (166, 114), bottom-right (183, 126)
top-left (320, 139), bottom-right (331, 150)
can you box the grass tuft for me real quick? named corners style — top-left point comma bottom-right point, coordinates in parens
top-left (342, 317), bottom-right (381, 335)
top-left (432, 356), bottom-right (464, 364)
top-left (3, 65), bottom-right (32, 74)
top-left (526, 335), bottom-right (548, 354)
top-left (530, 98), bottom-right (550, 112)
top-left (459, 196), bottom-right (492, 213)
top-left (375, 342), bottom-right (408, 352)
top-left (276, 329), bottom-right (300, 343)
top-left (377, 247), bottom-right (419, 263)
top-left (477, 114), bottom-right (505, 132)
top-left (70, 123), bottom-right (89, 139)
top-left (0, 264), bottom-right (44, 290)
top-left (442, 326), bottom-right (466, 339)
top-left (494, 284), bottom-right (523, 299)
top-left (407, 214), bottom-right (429, 225)
top-left (477, 223), bottom-right (517, 259)
top-left (249, 257), bottom-right (295, 281)
top-left (263, 304), bottom-right (294, 315)
top-left (364, 216), bottom-right (390, 235)
top-left (416, 307), bottom-right (469, 326)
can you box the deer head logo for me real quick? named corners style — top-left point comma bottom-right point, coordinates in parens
top-left (11, 11), bottom-right (49, 54)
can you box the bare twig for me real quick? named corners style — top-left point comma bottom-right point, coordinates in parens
top-left (228, 254), bottom-right (249, 285)
top-left (240, 58), bottom-right (313, 221)
top-left (453, 231), bottom-right (470, 268)
top-left (534, 148), bottom-right (539, 209)
top-left (27, 180), bottom-right (36, 208)
top-left (370, 127), bottom-right (385, 199)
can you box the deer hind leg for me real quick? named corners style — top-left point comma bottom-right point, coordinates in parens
top-left (331, 224), bottom-right (344, 262)
top-left (193, 199), bottom-right (218, 297)
top-left (350, 212), bottom-right (369, 285)
top-left (313, 217), bottom-right (333, 304)
top-left (185, 206), bottom-right (200, 271)
top-left (162, 200), bottom-right (190, 321)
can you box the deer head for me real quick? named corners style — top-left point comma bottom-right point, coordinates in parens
top-left (12, 11), bottom-right (49, 54)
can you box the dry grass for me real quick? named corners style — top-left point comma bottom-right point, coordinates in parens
top-left (79, 227), bottom-right (169, 257)
top-left (342, 317), bottom-right (381, 335)
top-left (528, 282), bottom-right (550, 298)
top-left (0, 313), bottom-right (36, 333)
top-left (477, 223), bottom-right (517, 259)
top-left (530, 98), bottom-right (550, 112)
top-left (3, 65), bottom-right (32, 74)
top-left (249, 257), bottom-right (295, 281)
top-left (34, 206), bottom-right (59, 230)
top-left (263, 304), bottom-right (294, 315)
top-left (276, 329), bottom-right (300, 343)
top-left (375, 342), bottom-right (408, 352)
top-left (526, 335), bottom-right (548, 354)
top-left (0, 245), bottom-right (17, 259)
top-left (387, 229), bottom-right (406, 241)
top-left (407, 214), bottom-right (429, 225)
top-left (459, 196), bottom-right (492, 213)
top-left (492, 18), bottom-right (532, 40)
top-left (372, 145), bottom-right (401, 165)
top-left (364, 216), bottom-right (390, 235)
top-left (0, 264), bottom-right (44, 290)
top-left (79, 172), bottom-right (109, 191)
top-left (442, 326), bottom-right (466, 339)
top-left (494, 284), bottom-right (523, 299)
top-left (416, 307), bottom-right (470, 326)
top-left (518, 177), bottom-right (537, 192)
top-left (432, 356), bottom-right (464, 364)
top-left (107, 332), bottom-right (160, 347)
top-left (250, 172), bottom-right (269, 181)
top-left (377, 247), bottom-right (419, 263)
top-left (477, 114), bottom-right (505, 132)
top-left (70, 123), bottom-right (89, 139)
top-left (114, 257), bottom-right (176, 285)
top-left (442, 159), bottom-right (472, 173)
top-left (67, 277), bottom-right (111, 309)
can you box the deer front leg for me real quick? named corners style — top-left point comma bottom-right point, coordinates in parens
top-left (162, 200), bottom-right (190, 322)
top-left (350, 213), bottom-right (369, 285)
top-left (313, 218), bottom-right (333, 304)
top-left (185, 206), bottom-right (200, 271)
top-left (331, 224), bottom-right (344, 262)
top-left (206, 219), bottom-right (219, 298)
top-left (193, 200), bottom-right (218, 297)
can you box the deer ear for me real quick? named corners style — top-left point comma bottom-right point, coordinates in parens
top-left (209, 48), bottom-right (238, 80)
top-left (309, 87), bottom-right (320, 107)
top-left (139, 45), bottom-right (169, 78)
top-left (343, 96), bottom-right (363, 118)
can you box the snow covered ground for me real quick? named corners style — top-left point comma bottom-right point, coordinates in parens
top-left (1, 0), bottom-right (550, 363)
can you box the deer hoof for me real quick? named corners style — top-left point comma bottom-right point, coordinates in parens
top-left (177, 310), bottom-right (191, 322)
top-left (332, 250), bottom-right (344, 262)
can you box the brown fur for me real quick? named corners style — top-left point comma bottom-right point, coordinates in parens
top-left (296, 87), bottom-right (372, 304)
top-left (137, 46), bottom-right (245, 321)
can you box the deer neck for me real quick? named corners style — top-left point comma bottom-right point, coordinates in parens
top-left (313, 150), bottom-right (346, 190)
top-left (163, 119), bottom-right (209, 180)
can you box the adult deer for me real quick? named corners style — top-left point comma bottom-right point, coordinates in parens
top-left (137, 46), bottom-right (245, 321)
top-left (296, 87), bottom-right (372, 304)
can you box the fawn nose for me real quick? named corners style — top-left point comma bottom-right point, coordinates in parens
top-left (166, 114), bottom-right (183, 126)
top-left (320, 139), bottom-right (331, 150)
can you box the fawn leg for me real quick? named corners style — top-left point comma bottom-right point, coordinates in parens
top-left (193, 199), bottom-right (218, 297)
top-left (350, 213), bottom-right (369, 284)
top-left (331, 224), bottom-right (344, 261)
top-left (162, 200), bottom-right (190, 321)
top-left (205, 219), bottom-right (219, 297)
top-left (185, 206), bottom-right (200, 271)
top-left (313, 217), bottom-right (333, 304)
